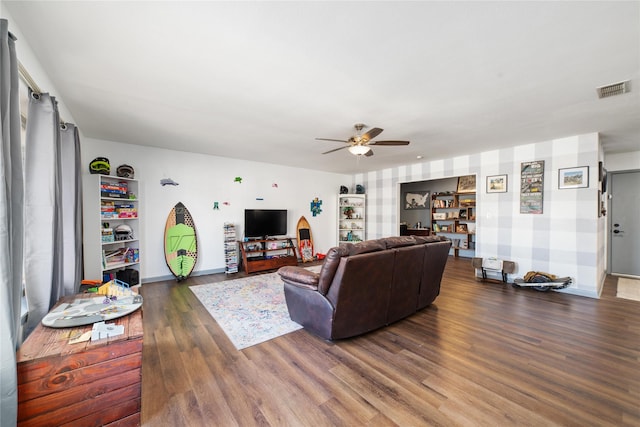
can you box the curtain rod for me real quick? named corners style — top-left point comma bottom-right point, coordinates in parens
top-left (18, 60), bottom-right (68, 126)
top-left (18, 61), bottom-right (42, 94)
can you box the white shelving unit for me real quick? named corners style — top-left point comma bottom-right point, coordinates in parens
top-left (83, 174), bottom-right (141, 285)
top-left (338, 194), bottom-right (366, 244)
top-left (224, 222), bottom-right (238, 274)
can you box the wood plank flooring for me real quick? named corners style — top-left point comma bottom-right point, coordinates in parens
top-left (139, 257), bottom-right (640, 426)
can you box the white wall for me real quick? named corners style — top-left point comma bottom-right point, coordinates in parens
top-left (82, 138), bottom-right (349, 281)
top-left (1, 8), bottom-right (76, 125)
top-left (605, 151), bottom-right (640, 172)
top-left (356, 133), bottom-right (605, 298)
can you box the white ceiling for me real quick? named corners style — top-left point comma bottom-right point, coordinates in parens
top-left (4, 1), bottom-right (639, 174)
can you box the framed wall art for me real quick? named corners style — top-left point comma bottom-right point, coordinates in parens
top-left (520, 160), bottom-right (544, 214)
top-left (559, 166), bottom-right (589, 189)
top-left (486, 174), bottom-right (507, 193)
top-left (403, 191), bottom-right (430, 210)
top-left (599, 161), bottom-right (608, 193)
top-left (456, 175), bottom-right (476, 193)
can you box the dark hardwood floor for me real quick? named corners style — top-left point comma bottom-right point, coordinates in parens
top-left (139, 257), bottom-right (640, 426)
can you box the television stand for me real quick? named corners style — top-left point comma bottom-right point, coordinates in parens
top-left (239, 237), bottom-right (298, 273)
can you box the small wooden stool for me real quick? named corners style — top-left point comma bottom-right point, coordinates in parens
top-left (472, 257), bottom-right (516, 283)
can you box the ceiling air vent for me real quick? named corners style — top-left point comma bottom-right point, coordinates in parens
top-left (596, 80), bottom-right (630, 99)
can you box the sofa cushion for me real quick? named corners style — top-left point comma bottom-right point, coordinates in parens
top-left (381, 236), bottom-right (417, 249)
top-left (344, 239), bottom-right (386, 256)
top-left (317, 245), bottom-right (350, 295)
top-left (278, 266), bottom-right (319, 290)
top-left (413, 235), bottom-right (449, 244)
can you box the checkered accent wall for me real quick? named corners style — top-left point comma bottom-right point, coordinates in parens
top-left (354, 133), bottom-right (604, 298)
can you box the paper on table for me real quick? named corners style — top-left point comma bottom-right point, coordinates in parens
top-left (91, 321), bottom-right (124, 341)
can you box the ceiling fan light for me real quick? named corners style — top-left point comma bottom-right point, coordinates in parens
top-left (348, 145), bottom-right (371, 156)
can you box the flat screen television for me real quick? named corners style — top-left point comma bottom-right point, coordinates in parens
top-left (244, 209), bottom-right (287, 239)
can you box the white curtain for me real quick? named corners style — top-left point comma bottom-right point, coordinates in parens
top-left (23, 91), bottom-right (63, 336)
top-left (1, 19), bottom-right (84, 424)
top-left (22, 93), bottom-right (83, 336)
top-left (0, 18), bottom-right (23, 427)
top-left (60, 123), bottom-right (82, 295)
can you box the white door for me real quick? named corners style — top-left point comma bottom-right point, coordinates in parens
top-left (610, 171), bottom-right (640, 277)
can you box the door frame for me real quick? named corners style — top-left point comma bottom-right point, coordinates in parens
top-left (607, 169), bottom-right (640, 278)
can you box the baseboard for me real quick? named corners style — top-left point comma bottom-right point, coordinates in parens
top-left (142, 267), bottom-right (226, 284)
top-left (555, 287), bottom-right (599, 299)
top-left (475, 272), bottom-right (599, 299)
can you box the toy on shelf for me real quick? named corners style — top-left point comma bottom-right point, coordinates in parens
top-left (97, 279), bottom-right (136, 296)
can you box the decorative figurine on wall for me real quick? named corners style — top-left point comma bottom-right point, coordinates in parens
top-left (160, 178), bottom-right (179, 186)
top-left (234, 176), bottom-right (242, 183)
top-left (213, 202), bottom-right (219, 210)
top-left (310, 197), bottom-right (323, 216)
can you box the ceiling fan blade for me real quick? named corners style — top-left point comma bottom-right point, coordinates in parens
top-left (316, 137), bottom-right (349, 143)
top-left (322, 146), bottom-right (349, 155)
top-left (365, 149), bottom-right (374, 157)
top-left (360, 127), bottom-right (383, 143)
top-left (369, 140), bottom-right (410, 146)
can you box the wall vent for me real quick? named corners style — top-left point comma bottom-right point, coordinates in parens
top-left (596, 80), bottom-right (630, 99)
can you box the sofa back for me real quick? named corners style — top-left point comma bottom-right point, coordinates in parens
top-left (317, 236), bottom-right (451, 339)
top-left (326, 250), bottom-right (396, 339)
top-left (317, 239), bottom-right (386, 295)
top-left (417, 239), bottom-right (451, 308)
top-left (387, 243), bottom-right (427, 323)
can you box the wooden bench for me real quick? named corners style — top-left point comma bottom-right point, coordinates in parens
top-left (17, 294), bottom-right (143, 426)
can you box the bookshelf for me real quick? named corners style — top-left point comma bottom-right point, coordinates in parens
top-left (431, 192), bottom-right (476, 257)
top-left (83, 174), bottom-right (141, 285)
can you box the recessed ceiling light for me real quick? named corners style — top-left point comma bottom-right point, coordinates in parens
top-left (416, 155), bottom-right (423, 159)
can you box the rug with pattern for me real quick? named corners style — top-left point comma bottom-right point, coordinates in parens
top-left (190, 265), bottom-right (321, 349)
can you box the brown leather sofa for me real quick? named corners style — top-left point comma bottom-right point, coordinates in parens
top-left (277, 235), bottom-right (451, 340)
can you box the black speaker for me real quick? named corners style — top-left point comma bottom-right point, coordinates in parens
top-left (116, 268), bottom-right (139, 287)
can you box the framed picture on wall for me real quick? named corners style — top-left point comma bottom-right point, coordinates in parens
top-left (486, 174), bottom-right (507, 193)
top-left (559, 166), bottom-right (589, 189)
top-left (403, 191), bottom-right (430, 210)
top-left (599, 161), bottom-right (608, 193)
top-left (520, 160), bottom-right (544, 214)
top-left (456, 175), bottom-right (476, 193)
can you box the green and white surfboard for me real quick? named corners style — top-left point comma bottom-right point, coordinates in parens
top-left (164, 202), bottom-right (198, 281)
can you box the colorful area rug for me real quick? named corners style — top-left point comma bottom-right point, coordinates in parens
top-left (190, 265), bottom-right (321, 349)
top-left (616, 277), bottom-right (640, 302)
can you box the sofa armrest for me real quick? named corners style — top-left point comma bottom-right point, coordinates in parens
top-left (278, 266), bottom-right (320, 291)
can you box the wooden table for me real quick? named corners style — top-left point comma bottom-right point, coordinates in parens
top-left (16, 294), bottom-right (143, 426)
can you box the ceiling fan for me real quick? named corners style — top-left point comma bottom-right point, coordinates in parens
top-left (316, 123), bottom-right (410, 156)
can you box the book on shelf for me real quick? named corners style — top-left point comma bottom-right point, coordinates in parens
top-left (102, 247), bottom-right (139, 268)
